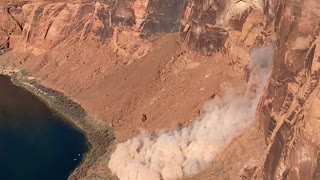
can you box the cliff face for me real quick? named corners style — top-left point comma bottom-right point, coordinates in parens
top-left (258, 0), bottom-right (320, 179)
top-left (0, 0), bottom-right (187, 63)
top-left (0, 0), bottom-right (186, 49)
top-left (0, 3), bottom-right (22, 50)
top-left (180, 0), bottom-right (264, 55)
top-left (178, 0), bottom-right (320, 179)
top-left (0, 0), bottom-right (320, 179)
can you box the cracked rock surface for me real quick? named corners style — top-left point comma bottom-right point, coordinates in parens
top-left (0, 0), bottom-right (319, 179)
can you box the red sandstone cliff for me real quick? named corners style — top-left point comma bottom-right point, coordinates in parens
top-left (0, 0), bottom-right (319, 179)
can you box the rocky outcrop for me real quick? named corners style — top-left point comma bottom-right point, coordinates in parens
top-left (178, 0), bottom-right (320, 179)
top-left (142, 0), bottom-right (186, 33)
top-left (113, 0), bottom-right (186, 33)
top-left (1, 0), bottom-right (320, 180)
top-left (0, 0), bottom-right (186, 60)
top-left (17, 2), bottom-right (113, 49)
top-left (256, 0), bottom-right (320, 179)
top-left (179, 0), bottom-right (265, 55)
top-left (0, 5), bottom-right (22, 50)
top-left (0, 1), bottom-right (115, 51)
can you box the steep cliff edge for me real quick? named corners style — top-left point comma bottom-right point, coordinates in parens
top-left (257, 0), bottom-right (320, 179)
top-left (181, 0), bottom-right (320, 179)
top-left (0, 0), bottom-right (319, 179)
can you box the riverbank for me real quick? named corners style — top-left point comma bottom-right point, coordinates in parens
top-left (0, 68), bottom-right (115, 179)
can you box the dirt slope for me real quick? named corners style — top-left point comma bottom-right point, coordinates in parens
top-left (0, 0), bottom-right (319, 179)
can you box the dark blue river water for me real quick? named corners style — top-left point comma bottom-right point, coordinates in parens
top-left (0, 75), bottom-right (88, 180)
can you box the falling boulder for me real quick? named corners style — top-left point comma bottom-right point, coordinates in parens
top-left (141, 114), bottom-right (147, 122)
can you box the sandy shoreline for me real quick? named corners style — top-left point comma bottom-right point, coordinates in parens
top-left (0, 68), bottom-right (115, 179)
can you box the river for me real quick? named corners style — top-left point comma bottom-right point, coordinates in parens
top-left (0, 75), bottom-right (88, 180)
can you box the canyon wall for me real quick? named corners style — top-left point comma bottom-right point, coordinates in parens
top-left (257, 0), bottom-right (320, 179)
top-left (0, 0), bottom-right (319, 179)
top-left (181, 0), bottom-right (320, 179)
top-left (0, 0), bottom-right (186, 49)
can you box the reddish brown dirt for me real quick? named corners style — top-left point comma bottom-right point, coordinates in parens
top-left (1, 33), bottom-right (246, 142)
top-left (3, 0), bottom-right (318, 179)
top-left (1, 33), bottom-right (250, 178)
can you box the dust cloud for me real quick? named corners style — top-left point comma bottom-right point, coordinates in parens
top-left (108, 44), bottom-right (274, 180)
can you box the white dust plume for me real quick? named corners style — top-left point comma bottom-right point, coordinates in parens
top-left (108, 44), bottom-right (274, 180)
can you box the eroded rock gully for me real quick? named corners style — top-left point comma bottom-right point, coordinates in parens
top-left (0, 0), bottom-right (319, 179)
